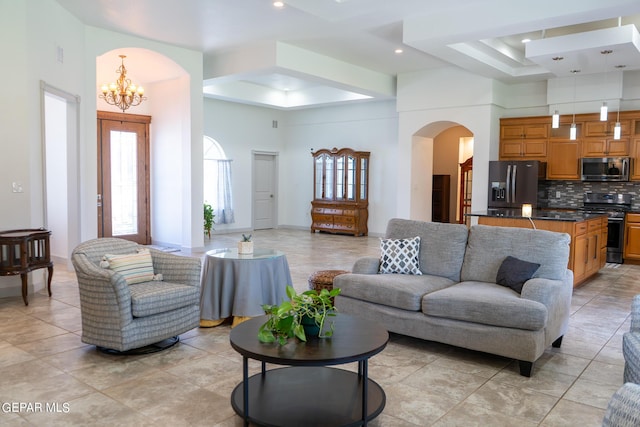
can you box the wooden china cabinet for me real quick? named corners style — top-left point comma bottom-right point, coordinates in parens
top-left (311, 148), bottom-right (370, 236)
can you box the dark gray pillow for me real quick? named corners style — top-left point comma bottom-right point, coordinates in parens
top-left (496, 256), bottom-right (540, 293)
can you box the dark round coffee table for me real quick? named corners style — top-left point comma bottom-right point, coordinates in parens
top-left (229, 313), bottom-right (389, 427)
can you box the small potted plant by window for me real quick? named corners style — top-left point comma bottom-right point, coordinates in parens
top-left (258, 285), bottom-right (341, 345)
top-left (204, 204), bottom-right (215, 238)
top-left (238, 233), bottom-right (253, 254)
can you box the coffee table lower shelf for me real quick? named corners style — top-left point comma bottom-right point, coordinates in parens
top-left (231, 366), bottom-right (385, 427)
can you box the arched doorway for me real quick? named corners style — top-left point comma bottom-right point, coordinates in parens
top-left (410, 122), bottom-right (474, 223)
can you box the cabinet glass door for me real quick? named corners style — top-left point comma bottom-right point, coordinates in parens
top-left (315, 155), bottom-right (324, 199)
top-left (336, 155), bottom-right (345, 200)
top-left (325, 155), bottom-right (334, 199)
top-left (360, 158), bottom-right (368, 200)
top-left (346, 156), bottom-right (356, 200)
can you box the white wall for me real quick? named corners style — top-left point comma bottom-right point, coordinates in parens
top-left (203, 98), bottom-right (286, 233)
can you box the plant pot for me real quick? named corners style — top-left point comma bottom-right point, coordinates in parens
top-left (238, 241), bottom-right (253, 254)
top-left (300, 314), bottom-right (320, 338)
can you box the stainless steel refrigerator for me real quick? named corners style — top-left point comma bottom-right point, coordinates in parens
top-left (488, 160), bottom-right (542, 208)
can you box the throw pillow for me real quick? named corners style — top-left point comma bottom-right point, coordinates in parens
top-left (496, 256), bottom-right (540, 293)
top-left (102, 249), bottom-right (155, 285)
top-left (379, 236), bottom-right (422, 275)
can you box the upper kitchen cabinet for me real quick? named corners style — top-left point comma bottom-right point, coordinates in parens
top-left (310, 147), bottom-right (370, 236)
top-left (500, 119), bottom-right (548, 160)
top-left (582, 135), bottom-right (629, 157)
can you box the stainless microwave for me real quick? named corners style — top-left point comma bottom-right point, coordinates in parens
top-left (580, 157), bottom-right (630, 182)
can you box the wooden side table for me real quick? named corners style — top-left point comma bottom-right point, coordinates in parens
top-left (0, 229), bottom-right (53, 305)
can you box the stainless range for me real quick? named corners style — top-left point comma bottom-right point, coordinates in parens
top-left (581, 193), bottom-right (632, 264)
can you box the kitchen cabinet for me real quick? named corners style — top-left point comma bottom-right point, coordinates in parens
top-left (311, 147), bottom-right (369, 236)
top-left (624, 213), bottom-right (640, 261)
top-left (499, 119), bottom-right (548, 160)
top-left (498, 112), bottom-right (640, 176)
top-left (581, 137), bottom-right (629, 157)
top-left (584, 120), bottom-right (631, 137)
top-left (477, 215), bottom-right (605, 287)
top-left (631, 138), bottom-right (640, 180)
top-left (546, 139), bottom-right (580, 180)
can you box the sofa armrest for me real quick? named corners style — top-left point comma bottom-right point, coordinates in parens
top-left (603, 382), bottom-right (640, 426)
top-left (352, 257), bottom-right (380, 274)
top-left (520, 270), bottom-right (573, 343)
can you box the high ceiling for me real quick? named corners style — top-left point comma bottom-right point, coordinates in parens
top-left (56, 0), bottom-right (640, 109)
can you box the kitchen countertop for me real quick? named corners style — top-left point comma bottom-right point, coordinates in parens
top-left (467, 209), bottom-right (608, 222)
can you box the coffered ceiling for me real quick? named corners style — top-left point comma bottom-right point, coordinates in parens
top-left (56, 0), bottom-right (640, 109)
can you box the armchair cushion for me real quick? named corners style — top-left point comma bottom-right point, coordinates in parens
top-left (103, 249), bottom-right (155, 285)
top-left (129, 281), bottom-right (200, 317)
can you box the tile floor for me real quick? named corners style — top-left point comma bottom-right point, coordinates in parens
top-left (0, 228), bottom-right (636, 426)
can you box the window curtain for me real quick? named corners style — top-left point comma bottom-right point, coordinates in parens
top-left (216, 159), bottom-right (235, 224)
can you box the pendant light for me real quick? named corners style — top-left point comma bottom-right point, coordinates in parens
top-left (600, 50), bottom-right (613, 121)
top-left (552, 110), bottom-right (560, 128)
top-left (570, 69), bottom-right (580, 140)
top-left (614, 107), bottom-right (621, 140)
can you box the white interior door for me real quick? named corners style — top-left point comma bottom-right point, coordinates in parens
top-left (253, 152), bottom-right (277, 230)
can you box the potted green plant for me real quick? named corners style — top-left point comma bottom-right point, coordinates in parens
top-left (238, 233), bottom-right (253, 254)
top-left (204, 203), bottom-right (215, 238)
top-left (258, 285), bottom-right (341, 345)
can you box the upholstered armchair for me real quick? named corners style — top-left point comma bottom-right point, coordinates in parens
top-left (603, 382), bottom-right (640, 427)
top-left (71, 238), bottom-right (201, 352)
top-left (623, 295), bottom-right (640, 383)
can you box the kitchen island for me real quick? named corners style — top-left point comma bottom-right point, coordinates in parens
top-left (467, 209), bottom-right (608, 287)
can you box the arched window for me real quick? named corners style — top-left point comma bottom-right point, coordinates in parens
top-left (203, 136), bottom-right (234, 224)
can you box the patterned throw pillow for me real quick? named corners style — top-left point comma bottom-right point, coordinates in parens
top-left (379, 236), bottom-right (422, 275)
top-left (102, 249), bottom-right (155, 285)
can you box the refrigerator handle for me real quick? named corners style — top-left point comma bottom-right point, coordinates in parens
top-left (511, 165), bottom-right (517, 202)
top-left (506, 165), bottom-right (511, 203)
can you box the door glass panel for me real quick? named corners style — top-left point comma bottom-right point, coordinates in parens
top-left (360, 158), bottom-right (368, 200)
top-left (110, 130), bottom-right (138, 236)
top-left (346, 156), bottom-right (356, 200)
top-left (336, 156), bottom-right (344, 199)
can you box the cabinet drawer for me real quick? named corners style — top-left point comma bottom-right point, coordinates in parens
top-left (574, 222), bottom-right (588, 235)
top-left (334, 216), bottom-right (355, 225)
top-left (588, 220), bottom-right (601, 232)
top-left (342, 209), bottom-right (356, 216)
top-left (333, 223), bottom-right (355, 231)
top-left (627, 214), bottom-right (640, 223)
top-left (313, 214), bottom-right (333, 223)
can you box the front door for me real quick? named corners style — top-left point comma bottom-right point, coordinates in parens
top-left (97, 111), bottom-right (151, 244)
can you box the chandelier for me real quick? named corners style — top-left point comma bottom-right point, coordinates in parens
top-left (99, 55), bottom-right (146, 112)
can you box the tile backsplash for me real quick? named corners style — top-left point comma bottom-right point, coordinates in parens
top-left (541, 181), bottom-right (640, 211)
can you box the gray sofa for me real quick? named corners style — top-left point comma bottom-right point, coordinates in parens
top-left (334, 218), bottom-right (573, 376)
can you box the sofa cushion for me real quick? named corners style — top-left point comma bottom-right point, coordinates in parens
top-left (379, 236), bottom-right (422, 275)
top-left (422, 281), bottom-right (548, 331)
top-left (103, 249), bottom-right (155, 285)
top-left (496, 256), bottom-right (540, 293)
top-left (335, 273), bottom-right (455, 311)
top-left (461, 225), bottom-right (569, 283)
top-left (385, 219), bottom-right (468, 281)
top-left (129, 281), bottom-right (200, 317)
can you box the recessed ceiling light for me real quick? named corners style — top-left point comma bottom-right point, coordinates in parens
top-left (394, 48), bottom-right (403, 54)
top-left (273, 1), bottom-right (284, 8)
top-left (521, 38), bottom-right (531, 44)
